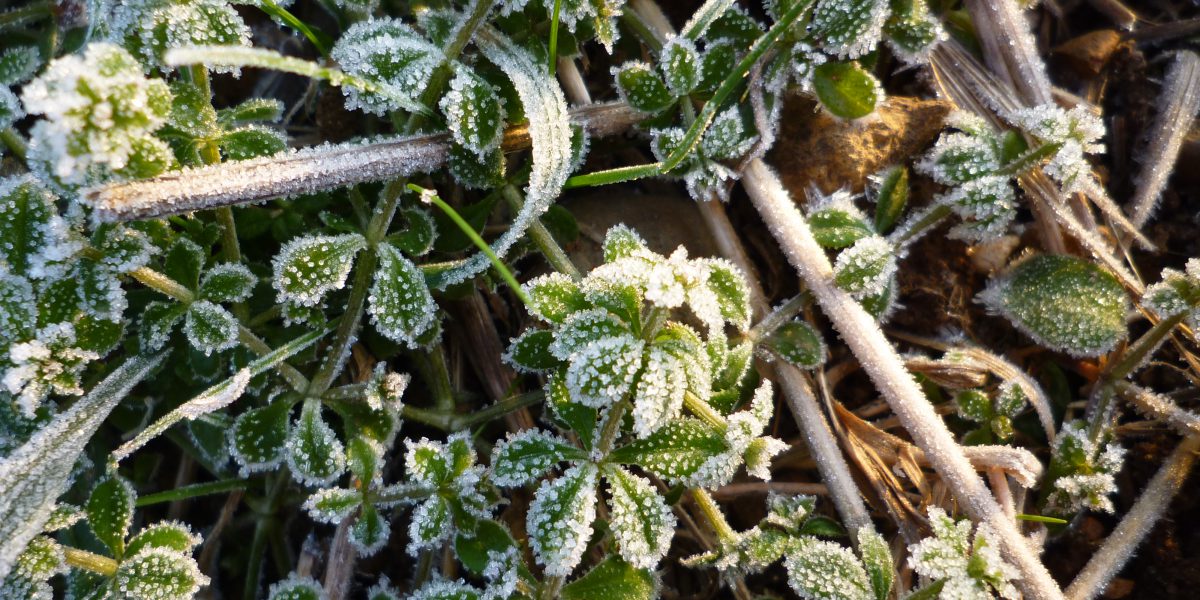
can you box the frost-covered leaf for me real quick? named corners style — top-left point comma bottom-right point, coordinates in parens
top-left (659, 37), bottom-right (701, 96)
top-left (302, 488), bottom-right (360, 524)
top-left (936, 175), bottom-right (1018, 243)
top-left (0, 354), bottom-right (158, 580)
top-left (955, 389), bottom-right (992, 423)
top-left (86, 476), bottom-right (136, 557)
top-left (408, 497), bottom-right (452, 554)
top-left (368, 243), bottom-right (437, 348)
top-left (833, 236), bottom-right (897, 299)
top-left (1142, 261), bottom-right (1200, 320)
top-left (1044, 421), bottom-right (1124, 514)
top-left (110, 547), bottom-right (208, 600)
top-left (42, 504), bottom-right (83, 532)
top-left (286, 402), bottom-right (346, 486)
top-left (809, 204), bottom-right (874, 250)
top-left (906, 508), bottom-right (1019, 599)
top-left (455, 519), bottom-right (517, 576)
top-left (441, 65), bottom-right (506, 155)
top-left (218, 98), bottom-right (284, 125)
top-left (229, 400), bottom-right (291, 475)
top-left (631, 346), bottom-right (688, 438)
top-left (565, 335), bottom-right (645, 408)
top-left (981, 254), bottom-right (1128, 357)
top-left (784, 537), bottom-right (873, 600)
top-left (267, 574), bottom-right (326, 600)
top-left (0, 88), bottom-right (21, 131)
top-left (884, 0), bottom-right (946, 63)
top-left (699, 258), bottom-right (752, 331)
top-left (409, 578), bottom-right (480, 600)
top-left (561, 555), bottom-right (658, 600)
top-left (524, 272), bottom-right (587, 324)
top-left (491, 429), bottom-right (586, 487)
top-left (504, 329), bottom-right (560, 373)
top-left (115, 0), bottom-right (251, 71)
top-left (528, 463), bottom-right (598, 577)
top-left (871, 166), bottom-right (909, 233)
top-left (447, 143), bottom-right (506, 190)
top-left (350, 503), bottom-right (389, 556)
top-left (0, 46), bottom-right (40, 85)
top-left (329, 18), bottom-right (441, 115)
top-left (602, 224), bottom-right (649, 262)
top-left (614, 62), bottom-right (675, 114)
top-left (812, 61), bottom-right (882, 120)
top-left (220, 125), bottom-right (287, 160)
top-left (702, 107), bottom-right (756, 162)
top-left (273, 233), bottom-right (365, 307)
top-left (125, 521), bottom-right (202, 558)
top-left (857, 529), bottom-right (894, 600)
top-left (183, 300), bottom-right (238, 356)
top-left (199, 263), bottom-right (256, 303)
top-left (4, 323), bottom-right (100, 416)
top-left (765, 320), bottom-right (827, 368)
top-left (547, 374), bottom-right (599, 451)
top-left (810, 0), bottom-right (890, 59)
top-left (0, 271), bottom-right (36, 344)
top-left (604, 466), bottom-right (675, 569)
top-left (608, 419), bottom-right (726, 482)
top-left (0, 176), bottom-right (68, 278)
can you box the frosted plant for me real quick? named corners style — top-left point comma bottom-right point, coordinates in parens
top-left (497, 0), bottom-right (626, 52)
top-left (21, 43), bottom-right (175, 193)
top-left (907, 508), bottom-right (1020, 600)
top-left (3, 324), bottom-right (99, 417)
top-left (390, 433), bottom-right (492, 555)
top-left (1142, 258), bottom-right (1200, 329)
top-left (328, 18), bottom-right (442, 116)
top-left (954, 383), bottom-right (1027, 444)
top-left (267, 574), bottom-right (327, 600)
top-left (1043, 421), bottom-right (1124, 515)
top-left (108, 0), bottom-right (251, 72)
top-left (1005, 104), bottom-right (1105, 196)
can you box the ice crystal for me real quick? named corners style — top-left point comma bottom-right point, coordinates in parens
top-left (565, 334), bottom-right (645, 408)
top-left (528, 462), bottom-right (599, 577)
top-left (907, 508), bottom-right (1019, 600)
top-left (21, 43), bottom-right (174, 192)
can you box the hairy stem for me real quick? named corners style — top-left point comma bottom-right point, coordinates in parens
top-left (62, 547), bottom-right (118, 577)
top-left (502, 185), bottom-right (581, 279)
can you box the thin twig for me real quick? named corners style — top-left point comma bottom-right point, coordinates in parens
top-left (743, 158), bottom-right (1064, 600)
top-left (1128, 51), bottom-right (1200, 227)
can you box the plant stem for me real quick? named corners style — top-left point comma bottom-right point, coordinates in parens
top-left (1, 128), bottom-right (27, 160)
top-left (502, 185), bottom-right (581, 279)
top-left (887, 203), bottom-right (952, 247)
top-left (691, 488), bottom-right (736, 543)
top-left (0, 2), bottom-right (52, 31)
top-left (597, 399), bottom-right (631, 455)
top-left (743, 158), bottom-right (1064, 600)
top-left (426, 344), bottom-right (457, 413)
top-left (1106, 313), bottom-right (1187, 381)
top-left (415, 184), bottom-right (533, 306)
top-left (62, 547), bottom-right (118, 577)
top-left (136, 478), bottom-right (251, 506)
top-left (684, 390), bottom-right (727, 431)
top-left (548, 0), bottom-right (562, 77)
top-left (746, 293), bottom-right (809, 342)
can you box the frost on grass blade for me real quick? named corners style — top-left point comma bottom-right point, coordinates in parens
top-left (272, 233), bottom-right (366, 307)
top-left (0, 354), bottom-right (159, 581)
top-left (528, 463), bottom-right (599, 577)
top-left (490, 429), bottom-right (586, 487)
top-left (603, 465), bottom-right (675, 569)
top-left (433, 29), bottom-right (573, 289)
top-left (784, 537), bottom-right (873, 600)
top-left (565, 335), bottom-right (645, 408)
top-left (440, 64), bottom-right (506, 155)
top-left (368, 244), bottom-right (437, 348)
top-left (809, 0), bottom-right (890, 59)
top-left (980, 254), bottom-right (1128, 357)
top-left (184, 300), bottom-right (239, 356)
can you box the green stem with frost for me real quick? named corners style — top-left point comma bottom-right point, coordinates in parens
top-left (62, 547), bottom-right (118, 577)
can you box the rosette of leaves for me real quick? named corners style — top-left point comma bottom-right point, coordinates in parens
top-left (1, 177), bottom-right (154, 417)
top-left (649, 107), bottom-right (758, 201)
top-left (78, 475), bottom-right (208, 600)
top-left (955, 383), bottom-right (1026, 444)
top-left (271, 230), bottom-right (437, 348)
top-left (157, 82), bottom-right (287, 164)
top-left (1041, 421), bottom-right (1124, 515)
top-left (20, 43), bottom-right (176, 193)
top-left (906, 507), bottom-right (1020, 599)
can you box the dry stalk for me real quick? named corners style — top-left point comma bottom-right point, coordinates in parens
top-left (1128, 50), bottom-right (1200, 227)
top-left (1118, 381), bottom-right (1200, 437)
top-left (743, 157), bottom-right (1065, 600)
top-left (1065, 435), bottom-right (1200, 600)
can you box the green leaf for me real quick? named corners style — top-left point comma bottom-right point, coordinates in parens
top-left (267, 575), bottom-right (325, 600)
top-left (697, 41), bottom-right (738, 94)
top-left (833, 236), bottom-right (897, 299)
top-left (272, 233), bottom-right (366, 307)
top-left (455, 520), bottom-right (517, 575)
top-left (857, 529), bottom-right (895, 600)
top-left (524, 272), bottom-right (588, 324)
top-left (505, 329), bottom-right (561, 372)
top-left (765, 321), bottom-right (827, 368)
top-left (809, 207), bottom-right (874, 250)
top-left (604, 466), bottom-right (675, 569)
top-left (388, 207), bottom-right (438, 257)
top-left (441, 65), bottom-right (506, 154)
top-left (220, 125), bottom-right (287, 160)
top-left (810, 0), bottom-right (890, 58)
top-left (87, 476), bottom-right (136, 558)
top-left (602, 224), bottom-right (649, 262)
top-left (565, 335), bottom-right (645, 408)
top-left (303, 488), bottom-right (361, 524)
top-left (199, 263), bottom-right (256, 303)
top-left (327, 19), bottom-right (441, 116)
top-left (955, 389), bottom-right (992, 422)
top-left (784, 537), bottom-right (873, 600)
top-left (701, 258), bottom-right (752, 330)
top-left (217, 98), bottom-right (284, 125)
top-left (0, 46), bottom-right (40, 85)
top-left (659, 38), bottom-right (701, 96)
top-left (349, 503), bottom-right (389, 556)
top-left (230, 399), bottom-right (292, 474)
top-left (184, 300), bottom-right (239, 356)
top-left (528, 463), bottom-right (599, 577)
top-left (163, 238), bottom-right (205, 292)
top-left (111, 548), bottom-right (208, 600)
top-left (0, 177), bottom-right (59, 277)
top-left (561, 555), bottom-right (657, 600)
top-left (903, 579), bottom-right (946, 600)
top-left (491, 429), bottom-right (587, 488)
top-left (550, 308), bottom-right (632, 360)
top-left (631, 346), bottom-right (688, 438)
top-left (369, 243), bottom-right (437, 348)
top-left (884, 0), bottom-right (945, 62)
top-left (812, 61), bottom-right (881, 120)
top-left (615, 62), bottom-right (676, 114)
top-left (873, 166), bottom-right (909, 233)
top-left (547, 374), bottom-right (599, 451)
top-left (286, 402), bottom-right (346, 486)
top-left (409, 497), bottom-right (452, 552)
top-left (446, 143), bottom-right (506, 190)
top-left (125, 523), bottom-right (201, 557)
top-left (981, 254), bottom-right (1128, 357)
top-left (608, 419), bottom-right (727, 481)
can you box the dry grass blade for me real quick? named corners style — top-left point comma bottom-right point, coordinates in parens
top-left (1118, 381), bottom-right (1200, 437)
top-left (1128, 50), bottom-right (1200, 227)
